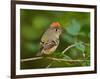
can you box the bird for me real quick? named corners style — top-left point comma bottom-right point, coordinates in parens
top-left (36, 22), bottom-right (62, 56)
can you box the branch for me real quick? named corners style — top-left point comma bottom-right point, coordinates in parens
top-left (62, 44), bottom-right (76, 54)
top-left (47, 57), bottom-right (89, 62)
top-left (21, 43), bottom-right (88, 62)
top-left (21, 56), bottom-right (89, 62)
top-left (21, 57), bottom-right (43, 62)
top-left (46, 61), bottom-right (54, 68)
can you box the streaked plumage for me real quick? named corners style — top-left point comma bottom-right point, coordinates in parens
top-left (37, 22), bottom-right (62, 56)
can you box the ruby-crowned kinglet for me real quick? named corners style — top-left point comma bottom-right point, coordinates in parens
top-left (37, 22), bottom-right (62, 56)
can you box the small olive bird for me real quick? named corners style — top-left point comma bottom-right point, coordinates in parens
top-left (37, 22), bottom-right (62, 56)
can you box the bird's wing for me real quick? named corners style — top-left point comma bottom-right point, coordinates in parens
top-left (43, 40), bottom-right (57, 50)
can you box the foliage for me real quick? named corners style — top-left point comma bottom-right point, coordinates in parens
top-left (20, 9), bottom-right (90, 69)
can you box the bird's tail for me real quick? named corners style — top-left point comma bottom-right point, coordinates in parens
top-left (36, 48), bottom-right (47, 56)
top-left (36, 51), bottom-right (43, 56)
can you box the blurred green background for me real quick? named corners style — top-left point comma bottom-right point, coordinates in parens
top-left (20, 9), bottom-right (90, 69)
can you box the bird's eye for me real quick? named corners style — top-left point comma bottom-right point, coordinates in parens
top-left (55, 29), bottom-right (58, 31)
top-left (40, 41), bottom-right (44, 44)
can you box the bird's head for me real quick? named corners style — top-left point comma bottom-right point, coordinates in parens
top-left (50, 22), bottom-right (61, 27)
top-left (50, 22), bottom-right (62, 36)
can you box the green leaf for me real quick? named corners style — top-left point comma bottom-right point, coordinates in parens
top-left (52, 53), bottom-right (72, 60)
top-left (66, 20), bottom-right (81, 36)
top-left (75, 42), bottom-right (85, 52)
top-left (52, 53), bottom-right (64, 58)
top-left (62, 34), bottom-right (77, 43)
top-left (68, 48), bottom-right (79, 59)
top-left (62, 54), bottom-right (72, 60)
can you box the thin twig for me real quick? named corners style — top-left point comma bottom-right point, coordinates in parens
top-left (62, 44), bottom-right (76, 54)
top-left (47, 57), bottom-right (89, 62)
top-left (20, 43), bottom-right (88, 62)
top-left (21, 56), bottom-right (89, 62)
top-left (21, 57), bottom-right (43, 62)
top-left (46, 61), bottom-right (54, 68)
